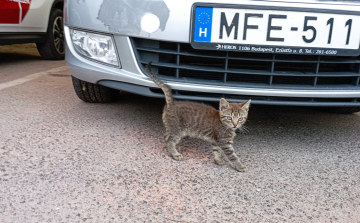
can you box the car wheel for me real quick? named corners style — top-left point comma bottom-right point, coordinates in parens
top-left (332, 107), bottom-right (360, 114)
top-left (36, 9), bottom-right (65, 60)
top-left (71, 76), bottom-right (119, 103)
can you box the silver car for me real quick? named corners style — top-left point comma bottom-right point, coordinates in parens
top-left (64, 0), bottom-right (360, 113)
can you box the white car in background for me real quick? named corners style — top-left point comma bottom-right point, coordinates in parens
top-left (64, 0), bottom-right (360, 113)
top-left (0, 0), bottom-right (64, 60)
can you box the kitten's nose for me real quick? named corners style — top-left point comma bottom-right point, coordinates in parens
top-left (232, 121), bottom-right (238, 127)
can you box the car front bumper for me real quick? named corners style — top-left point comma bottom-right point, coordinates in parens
top-left (64, 0), bottom-right (360, 107)
top-left (65, 25), bottom-right (360, 106)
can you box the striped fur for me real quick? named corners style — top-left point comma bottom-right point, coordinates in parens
top-left (145, 62), bottom-right (251, 172)
top-left (146, 62), bottom-right (173, 105)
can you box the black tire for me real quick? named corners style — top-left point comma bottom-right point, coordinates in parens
top-left (332, 107), bottom-right (360, 114)
top-left (36, 9), bottom-right (65, 60)
top-left (71, 76), bottom-right (119, 103)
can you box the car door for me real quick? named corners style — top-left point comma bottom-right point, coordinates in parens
top-left (0, 0), bottom-right (20, 32)
top-left (18, 0), bottom-right (53, 33)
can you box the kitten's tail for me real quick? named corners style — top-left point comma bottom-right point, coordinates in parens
top-left (146, 62), bottom-right (173, 105)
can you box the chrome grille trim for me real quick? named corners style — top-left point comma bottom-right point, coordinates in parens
top-left (130, 37), bottom-right (360, 106)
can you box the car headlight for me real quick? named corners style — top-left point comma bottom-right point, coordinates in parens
top-left (70, 29), bottom-right (120, 67)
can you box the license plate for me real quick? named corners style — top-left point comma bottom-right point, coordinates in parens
top-left (190, 4), bottom-right (360, 56)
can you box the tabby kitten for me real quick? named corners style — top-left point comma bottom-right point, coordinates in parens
top-left (146, 62), bottom-right (251, 172)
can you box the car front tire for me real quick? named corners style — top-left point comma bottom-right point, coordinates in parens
top-left (71, 76), bottom-right (119, 103)
top-left (36, 9), bottom-right (65, 60)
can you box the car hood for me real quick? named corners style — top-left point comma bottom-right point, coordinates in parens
top-left (64, 0), bottom-right (360, 43)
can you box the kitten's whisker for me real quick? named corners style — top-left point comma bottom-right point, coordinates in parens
top-left (238, 125), bottom-right (250, 135)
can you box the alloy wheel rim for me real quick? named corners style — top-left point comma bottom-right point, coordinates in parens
top-left (53, 16), bottom-right (64, 54)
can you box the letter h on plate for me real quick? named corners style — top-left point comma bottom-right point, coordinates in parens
top-left (194, 7), bottom-right (213, 42)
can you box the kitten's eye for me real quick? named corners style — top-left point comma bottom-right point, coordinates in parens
top-left (239, 117), bottom-right (244, 121)
top-left (227, 117), bottom-right (232, 120)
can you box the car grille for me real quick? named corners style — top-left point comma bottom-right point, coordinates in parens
top-left (131, 37), bottom-right (360, 105)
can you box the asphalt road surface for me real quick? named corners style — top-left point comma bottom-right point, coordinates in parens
top-left (0, 44), bottom-right (359, 223)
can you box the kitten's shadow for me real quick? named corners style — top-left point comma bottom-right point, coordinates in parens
top-left (114, 92), bottom-right (359, 140)
top-left (107, 93), bottom-right (360, 162)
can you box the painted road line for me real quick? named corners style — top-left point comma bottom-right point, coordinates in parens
top-left (0, 66), bottom-right (68, 91)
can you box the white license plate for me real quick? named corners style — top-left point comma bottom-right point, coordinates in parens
top-left (191, 5), bottom-right (360, 56)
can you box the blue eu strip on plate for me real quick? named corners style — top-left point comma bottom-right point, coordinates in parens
top-left (194, 7), bottom-right (213, 42)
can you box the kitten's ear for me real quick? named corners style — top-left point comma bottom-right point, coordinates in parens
top-left (240, 99), bottom-right (251, 111)
top-left (219, 98), bottom-right (230, 111)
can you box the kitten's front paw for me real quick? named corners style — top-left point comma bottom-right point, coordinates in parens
top-left (172, 153), bottom-right (183, 161)
top-left (232, 162), bottom-right (246, 172)
top-left (214, 158), bottom-right (226, 166)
